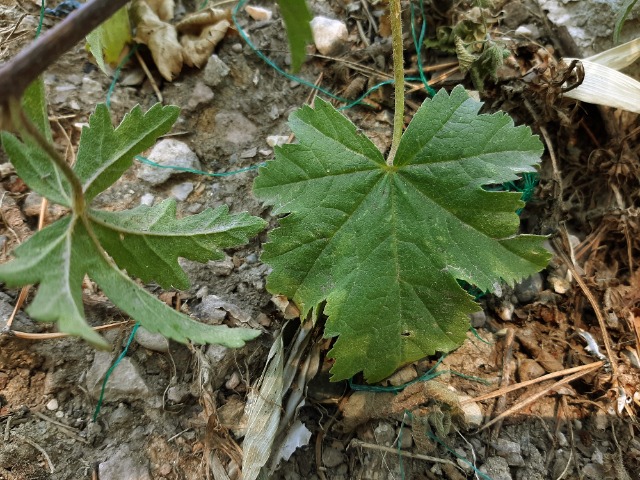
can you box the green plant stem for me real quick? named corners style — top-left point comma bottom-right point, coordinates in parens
top-left (387, 0), bottom-right (405, 166)
top-left (9, 97), bottom-right (86, 215)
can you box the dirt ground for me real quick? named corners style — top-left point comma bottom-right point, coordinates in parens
top-left (1, 0), bottom-right (639, 479)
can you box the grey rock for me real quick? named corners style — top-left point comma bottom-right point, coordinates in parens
top-left (479, 456), bottom-right (512, 480)
top-left (23, 192), bottom-right (44, 217)
top-left (208, 256), bottom-right (235, 276)
top-left (491, 438), bottom-right (525, 466)
top-left (86, 351), bottom-right (150, 402)
top-left (203, 54), bottom-right (230, 87)
top-left (373, 421), bottom-right (395, 447)
top-left (107, 403), bottom-right (133, 427)
top-left (187, 81), bottom-right (214, 109)
top-left (245, 253), bottom-right (258, 264)
top-left (322, 446), bottom-right (344, 468)
top-left (135, 326), bottom-right (169, 353)
top-left (515, 273), bottom-right (544, 303)
top-left (166, 385), bottom-right (190, 403)
top-left (171, 182), bottom-right (194, 201)
top-left (469, 310), bottom-right (487, 328)
top-left (137, 139), bottom-right (201, 185)
top-left (582, 463), bottom-right (605, 479)
top-left (98, 445), bottom-right (151, 480)
top-left (231, 43), bottom-right (243, 53)
top-left (215, 111), bottom-right (257, 146)
top-left (196, 295), bottom-right (252, 324)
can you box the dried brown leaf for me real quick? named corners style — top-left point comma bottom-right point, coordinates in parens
top-left (181, 20), bottom-right (230, 68)
top-left (132, 0), bottom-right (183, 81)
top-left (145, 0), bottom-right (174, 22)
top-left (176, 7), bottom-right (231, 35)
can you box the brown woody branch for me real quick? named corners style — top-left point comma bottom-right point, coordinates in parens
top-left (0, 0), bottom-right (130, 104)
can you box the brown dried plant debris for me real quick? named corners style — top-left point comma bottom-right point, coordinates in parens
top-left (131, 1), bottom-right (231, 80)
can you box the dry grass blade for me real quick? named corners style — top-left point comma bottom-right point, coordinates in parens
top-left (462, 361), bottom-right (604, 404)
top-left (552, 236), bottom-right (618, 377)
top-left (477, 364), bottom-right (603, 432)
top-left (7, 320), bottom-right (132, 340)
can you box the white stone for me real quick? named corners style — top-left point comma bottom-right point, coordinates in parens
top-left (245, 5), bottom-right (272, 21)
top-left (140, 193), bottom-right (155, 206)
top-left (266, 135), bottom-right (288, 147)
top-left (459, 395), bottom-right (484, 428)
top-left (310, 16), bottom-right (348, 55)
top-left (171, 182), bottom-right (194, 201)
top-left (137, 139), bottom-right (201, 186)
top-left (46, 398), bottom-right (59, 411)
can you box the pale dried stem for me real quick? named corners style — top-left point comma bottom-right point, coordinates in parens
top-left (463, 361), bottom-right (604, 404)
top-left (349, 439), bottom-right (460, 468)
top-left (135, 49), bottom-right (163, 103)
top-left (477, 365), bottom-right (602, 432)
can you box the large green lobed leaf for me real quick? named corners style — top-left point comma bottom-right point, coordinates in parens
top-left (0, 103), bottom-right (265, 348)
top-left (254, 86), bottom-right (551, 382)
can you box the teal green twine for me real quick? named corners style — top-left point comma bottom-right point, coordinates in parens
top-left (470, 326), bottom-right (493, 345)
top-left (410, 0), bottom-right (437, 97)
top-left (426, 430), bottom-right (495, 480)
top-left (348, 356), bottom-right (490, 393)
top-left (36, 0), bottom-right (45, 38)
top-left (136, 155), bottom-right (265, 177)
top-left (92, 323), bottom-right (140, 421)
top-left (106, 44), bottom-right (139, 109)
top-left (232, 0), bottom-right (436, 110)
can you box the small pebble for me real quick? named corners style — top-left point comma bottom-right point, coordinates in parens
top-left (137, 140), bottom-right (201, 186)
top-left (171, 182), bottom-right (194, 201)
top-left (469, 310), bottom-right (487, 328)
top-left (135, 326), bottom-right (169, 353)
top-left (23, 192), bottom-right (44, 217)
top-left (266, 135), bottom-right (288, 147)
top-left (321, 446), bottom-right (344, 468)
top-left (187, 82), bottom-right (214, 110)
top-left (459, 395), bottom-right (484, 428)
top-left (203, 54), bottom-right (230, 88)
top-left (46, 398), bottom-right (59, 411)
top-left (231, 43), bottom-right (243, 53)
top-left (310, 16), bottom-right (348, 55)
top-left (245, 253), bottom-right (258, 264)
top-left (245, 5), bottom-right (272, 21)
top-left (120, 70), bottom-right (145, 86)
top-left (225, 371), bottom-right (241, 390)
top-left (140, 193), bottom-right (155, 206)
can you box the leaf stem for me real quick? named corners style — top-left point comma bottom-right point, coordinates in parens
top-left (9, 98), bottom-right (86, 215)
top-left (386, 0), bottom-right (405, 166)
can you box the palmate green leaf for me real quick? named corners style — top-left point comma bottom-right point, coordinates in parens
top-left (90, 200), bottom-right (267, 290)
top-left (75, 103), bottom-right (179, 202)
top-left (254, 86), bottom-right (551, 382)
top-left (0, 103), bottom-right (264, 348)
top-left (276, 0), bottom-right (313, 72)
